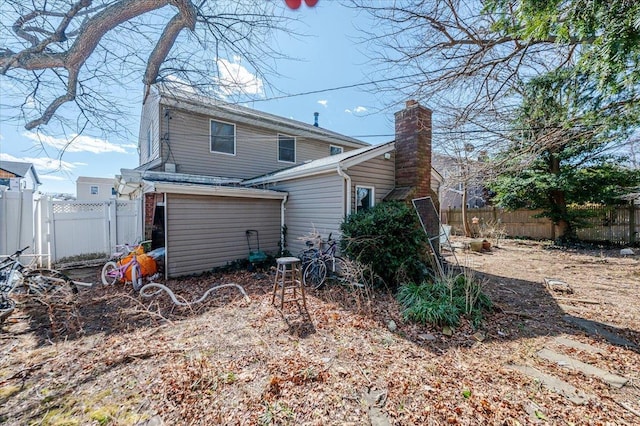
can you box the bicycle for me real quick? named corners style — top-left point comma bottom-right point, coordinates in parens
top-left (101, 242), bottom-right (149, 290)
top-left (1, 246), bottom-right (78, 324)
top-left (300, 233), bottom-right (351, 289)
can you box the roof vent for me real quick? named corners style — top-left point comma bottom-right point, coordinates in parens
top-left (313, 112), bottom-right (319, 127)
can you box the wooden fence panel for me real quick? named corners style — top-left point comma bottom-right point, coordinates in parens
top-left (444, 205), bottom-right (639, 244)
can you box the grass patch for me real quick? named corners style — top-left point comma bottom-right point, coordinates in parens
top-left (397, 269), bottom-right (492, 327)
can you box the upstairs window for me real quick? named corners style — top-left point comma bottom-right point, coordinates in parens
top-left (90, 185), bottom-right (99, 195)
top-left (278, 134), bottom-right (296, 163)
top-left (210, 119), bottom-right (236, 155)
top-left (330, 145), bottom-right (343, 156)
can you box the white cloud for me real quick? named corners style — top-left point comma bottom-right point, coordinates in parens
top-left (345, 106), bottom-right (368, 114)
top-left (22, 132), bottom-right (129, 154)
top-left (317, 100), bottom-right (328, 108)
top-left (0, 153), bottom-right (75, 172)
top-left (163, 75), bottom-right (198, 94)
top-left (215, 57), bottom-right (264, 98)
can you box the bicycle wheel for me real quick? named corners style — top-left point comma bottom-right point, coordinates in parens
top-left (326, 256), bottom-right (349, 283)
top-left (303, 258), bottom-right (327, 290)
top-left (131, 264), bottom-right (143, 291)
top-left (101, 261), bottom-right (119, 285)
top-left (23, 269), bottom-right (78, 295)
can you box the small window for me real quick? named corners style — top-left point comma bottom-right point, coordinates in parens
top-left (210, 119), bottom-right (236, 155)
top-left (330, 145), bottom-right (343, 156)
top-left (90, 186), bottom-right (99, 195)
top-left (355, 186), bottom-right (374, 212)
top-left (111, 187), bottom-right (117, 196)
top-left (278, 134), bottom-right (296, 163)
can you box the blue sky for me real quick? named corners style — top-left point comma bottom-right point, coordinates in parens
top-left (0, 1), bottom-right (400, 195)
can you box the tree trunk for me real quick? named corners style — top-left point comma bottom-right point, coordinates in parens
top-left (548, 155), bottom-right (572, 240)
top-left (461, 181), bottom-right (472, 237)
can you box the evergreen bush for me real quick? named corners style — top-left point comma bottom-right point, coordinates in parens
top-left (340, 201), bottom-right (428, 289)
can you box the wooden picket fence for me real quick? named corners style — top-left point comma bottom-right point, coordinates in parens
top-left (443, 204), bottom-right (639, 245)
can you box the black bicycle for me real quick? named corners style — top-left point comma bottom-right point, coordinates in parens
top-left (0, 246), bottom-right (78, 324)
top-left (299, 234), bottom-right (351, 289)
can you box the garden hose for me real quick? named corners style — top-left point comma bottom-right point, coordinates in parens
top-left (138, 282), bottom-right (250, 306)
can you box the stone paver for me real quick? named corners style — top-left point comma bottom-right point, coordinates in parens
top-left (553, 336), bottom-right (605, 355)
top-left (537, 348), bottom-right (628, 388)
top-left (506, 364), bottom-right (592, 405)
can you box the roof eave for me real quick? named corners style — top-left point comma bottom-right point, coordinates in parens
top-left (243, 141), bottom-right (395, 186)
top-left (151, 181), bottom-right (287, 199)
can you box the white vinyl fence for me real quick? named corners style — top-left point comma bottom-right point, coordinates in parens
top-left (1, 187), bottom-right (141, 266)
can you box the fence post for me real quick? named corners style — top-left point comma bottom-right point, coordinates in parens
top-left (630, 202), bottom-right (637, 245)
top-left (108, 200), bottom-right (117, 255)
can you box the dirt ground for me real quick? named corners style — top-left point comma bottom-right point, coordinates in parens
top-left (0, 239), bottom-right (639, 425)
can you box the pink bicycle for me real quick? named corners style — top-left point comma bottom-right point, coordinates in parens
top-left (101, 242), bottom-right (149, 290)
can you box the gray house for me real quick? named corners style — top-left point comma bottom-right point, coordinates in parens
top-left (118, 87), bottom-right (440, 278)
top-left (0, 161), bottom-right (41, 191)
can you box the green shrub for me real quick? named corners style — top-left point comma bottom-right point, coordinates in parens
top-left (340, 201), bottom-right (429, 289)
top-left (397, 271), bottom-right (492, 327)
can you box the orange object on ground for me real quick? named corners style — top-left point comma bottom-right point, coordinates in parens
top-left (117, 253), bottom-right (157, 281)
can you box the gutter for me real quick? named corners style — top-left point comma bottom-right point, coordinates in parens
top-left (281, 194), bottom-right (288, 252)
top-left (337, 163), bottom-right (351, 216)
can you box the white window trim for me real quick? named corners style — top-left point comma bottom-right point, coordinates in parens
top-left (277, 133), bottom-right (296, 164)
top-left (210, 118), bottom-right (237, 156)
top-left (146, 126), bottom-right (152, 160)
top-left (355, 185), bottom-right (375, 212)
top-left (330, 144), bottom-right (343, 155)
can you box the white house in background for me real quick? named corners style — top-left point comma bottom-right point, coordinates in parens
top-left (76, 176), bottom-right (117, 200)
top-left (0, 161), bottom-right (41, 191)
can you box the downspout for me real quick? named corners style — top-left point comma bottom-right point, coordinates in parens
top-left (163, 192), bottom-right (168, 280)
top-left (281, 194), bottom-right (288, 253)
top-left (337, 163), bottom-right (351, 216)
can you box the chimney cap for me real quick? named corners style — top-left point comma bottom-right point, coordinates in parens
top-left (406, 100), bottom-right (418, 108)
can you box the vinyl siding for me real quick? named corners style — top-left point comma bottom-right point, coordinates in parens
top-left (268, 173), bottom-right (345, 255)
top-left (347, 153), bottom-right (396, 212)
top-left (159, 106), bottom-right (354, 179)
top-left (138, 92), bottom-right (161, 165)
top-left (166, 194), bottom-right (281, 277)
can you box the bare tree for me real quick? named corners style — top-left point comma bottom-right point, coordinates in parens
top-left (350, 0), bottom-right (639, 160)
top-left (351, 0), bottom-right (640, 237)
top-left (0, 0), bottom-right (293, 137)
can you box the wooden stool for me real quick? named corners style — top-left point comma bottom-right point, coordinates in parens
top-left (271, 257), bottom-right (306, 310)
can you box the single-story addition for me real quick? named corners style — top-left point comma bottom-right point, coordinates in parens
top-left (118, 94), bottom-right (440, 278)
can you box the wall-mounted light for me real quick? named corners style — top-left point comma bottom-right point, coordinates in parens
top-left (384, 152), bottom-right (391, 160)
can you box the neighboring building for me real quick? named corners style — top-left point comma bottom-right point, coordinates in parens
top-left (432, 153), bottom-right (488, 210)
top-left (117, 86), bottom-right (440, 278)
top-left (0, 161), bottom-right (41, 191)
top-left (76, 176), bottom-right (117, 200)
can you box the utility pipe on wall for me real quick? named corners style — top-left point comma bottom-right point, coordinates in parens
top-left (337, 164), bottom-right (351, 216)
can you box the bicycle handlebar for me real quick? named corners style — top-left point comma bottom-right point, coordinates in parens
top-left (15, 246), bottom-right (30, 256)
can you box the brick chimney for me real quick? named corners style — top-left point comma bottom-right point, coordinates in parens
top-left (394, 100), bottom-right (435, 201)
